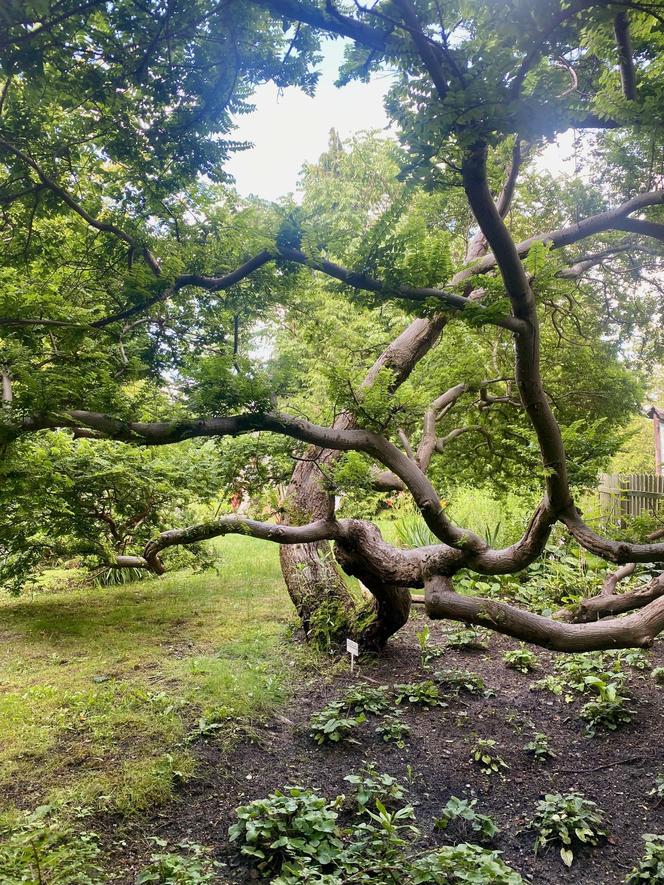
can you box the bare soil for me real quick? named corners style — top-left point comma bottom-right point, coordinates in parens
top-left (109, 617), bottom-right (664, 884)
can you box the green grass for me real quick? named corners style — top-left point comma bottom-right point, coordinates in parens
top-left (0, 536), bottom-right (293, 818)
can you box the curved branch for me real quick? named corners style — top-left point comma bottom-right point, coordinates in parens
top-left (425, 574), bottom-right (664, 651)
top-left (614, 11), bottom-right (637, 101)
top-left (556, 573), bottom-right (664, 624)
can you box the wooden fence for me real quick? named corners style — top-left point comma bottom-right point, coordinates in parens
top-left (598, 473), bottom-right (664, 523)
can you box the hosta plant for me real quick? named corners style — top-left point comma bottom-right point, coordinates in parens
top-left (529, 792), bottom-right (607, 867)
top-left (228, 788), bottom-right (343, 875)
top-left (524, 732), bottom-right (556, 762)
top-left (503, 646), bottom-right (538, 674)
top-left (394, 680), bottom-right (444, 707)
top-left (309, 703), bottom-right (366, 745)
top-left (435, 796), bottom-right (499, 844)
top-left (410, 844), bottom-right (523, 884)
top-left (471, 739), bottom-right (508, 776)
top-left (434, 668), bottom-right (487, 696)
top-left (445, 629), bottom-right (490, 651)
top-left (579, 677), bottom-right (633, 736)
top-left (136, 839), bottom-right (221, 884)
top-left (625, 834), bottom-right (664, 884)
top-left (375, 714), bottom-right (411, 748)
top-left (341, 684), bottom-right (391, 716)
top-left (343, 764), bottom-right (408, 812)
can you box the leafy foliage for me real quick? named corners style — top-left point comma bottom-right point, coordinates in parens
top-left (578, 677), bottom-right (634, 736)
top-left (343, 764), bottom-right (408, 812)
top-left (470, 739), bottom-right (508, 776)
top-left (136, 839), bottom-right (221, 884)
top-left (435, 797), bottom-right (499, 844)
top-left (375, 714), bottom-right (411, 748)
top-left (625, 835), bottom-right (664, 884)
top-left (309, 703), bottom-right (366, 746)
top-left (503, 647), bottom-right (538, 674)
top-left (529, 792), bottom-right (607, 867)
top-left (394, 680), bottom-right (444, 707)
top-left (523, 732), bottom-right (556, 762)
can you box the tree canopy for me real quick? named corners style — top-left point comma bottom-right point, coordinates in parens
top-left (1, 0), bottom-right (664, 651)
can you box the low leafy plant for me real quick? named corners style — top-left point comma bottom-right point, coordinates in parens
top-left (503, 646), bottom-right (538, 674)
top-left (649, 773), bottom-right (664, 802)
top-left (341, 683), bottom-right (390, 716)
top-left (410, 844), bottom-right (523, 884)
top-left (434, 796), bottom-right (499, 844)
top-left (434, 668), bottom-right (487, 696)
top-left (524, 732), bottom-right (555, 762)
top-left (470, 739), bottom-right (508, 776)
top-left (375, 713), bottom-right (411, 748)
top-left (0, 803), bottom-right (104, 885)
top-left (579, 677), bottom-right (634, 736)
top-left (394, 680), bottom-right (444, 707)
top-left (228, 788), bottom-right (343, 875)
top-left (616, 649), bottom-right (651, 671)
top-left (445, 628), bottom-right (489, 651)
top-left (529, 791), bottom-right (607, 867)
top-left (136, 839), bottom-right (221, 884)
top-left (625, 834), bottom-right (664, 883)
top-left (343, 763), bottom-right (408, 811)
top-left (416, 624), bottom-right (442, 668)
top-left (652, 667), bottom-right (664, 685)
top-left (309, 702), bottom-right (366, 745)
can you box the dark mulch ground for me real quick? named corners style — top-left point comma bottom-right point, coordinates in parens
top-left (109, 615), bottom-right (664, 884)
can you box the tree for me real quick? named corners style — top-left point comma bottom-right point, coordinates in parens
top-left (2, 0), bottom-right (664, 651)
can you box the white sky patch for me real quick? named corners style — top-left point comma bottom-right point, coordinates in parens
top-left (227, 40), bottom-right (393, 202)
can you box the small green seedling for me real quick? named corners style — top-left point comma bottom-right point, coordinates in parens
top-left (471, 739), bottom-right (508, 776)
top-left (503, 646), bottom-right (538, 674)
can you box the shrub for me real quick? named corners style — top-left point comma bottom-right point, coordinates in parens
top-left (394, 680), bottom-right (444, 707)
top-left (343, 764), bottom-right (408, 812)
top-left (410, 844), bottom-right (523, 884)
top-left (136, 839), bottom-right (220, 884)
top-left (434, 797), bottom-right (499, 844)
top-left (470, 739), bottom-right (508, 776)
top-left (524, 732), bottom-right (555, 762)
top-left (625, 834), bottom-right (664, 883)
top-left (503, 647), bottom-right (538, 674)
top-left (309, 703), bottom-right (366, 745)
top-left (529, 792), bottom-right (607, 867)
top-left (579, 677), bottom-right (633, 736)
top-left (375, 714), bottom-right (411, 748)
top-left (228, 788), bottom-right (343, 875)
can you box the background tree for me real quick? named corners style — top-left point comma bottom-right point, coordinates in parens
top-left (2, 0), bottom-right (664, 651)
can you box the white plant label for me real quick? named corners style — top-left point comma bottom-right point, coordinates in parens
top-left (346, 638), bottom-right (359, 673)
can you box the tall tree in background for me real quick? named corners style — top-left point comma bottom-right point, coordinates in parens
top-left (1, 0), bottom-right (664, 651)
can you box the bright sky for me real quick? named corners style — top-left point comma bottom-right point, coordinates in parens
top-left (227, 39), bottom-right (576, 202)
top-left (227, 40), bottom-right (392, 201)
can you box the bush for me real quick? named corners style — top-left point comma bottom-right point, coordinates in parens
top-left (579, 677), bottom-right (633, 736)
top-left (625, 834), bottom-right (664, 883)
top-left (529, 792), bottom-right (607, 867)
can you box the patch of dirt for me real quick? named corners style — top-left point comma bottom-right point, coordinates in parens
top-left (108, 619), bottom-right (664, 884)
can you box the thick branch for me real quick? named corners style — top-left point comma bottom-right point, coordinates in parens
top-left (425, 574), bottom-right (664, 651)
top-left (556, 573), bottom-right (664, 624)
top-left (614, 11), bottom-right (637, 101)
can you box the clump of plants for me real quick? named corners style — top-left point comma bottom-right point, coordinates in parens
top-left (0, 803), bottom-right (104, 885)
top-left (434, 796), bottom-right (499, 844)
top-left (470, 739), bottom-right (508, 776)
top-left (625, 834), bottom-right (664, 883)
top-left (434, 668), bottom-right (487, 695)
top-left (529, 791), bottom-right (607, 867)
top-left (409, 844), bottom-right (523, 884)
top-left (375, 714), bottom-right (411, 748)
top-left (503, 646), bottom-right (538, 674)
top-left (394, 680), bottom-right (444, 707)
top-left (136, 839), bottom-right (221, 884)
top-left (649, 773), bottom-right (664, 803)
top-left (579, 676), bottom-right (634, 736)
top-left (652, 667), bottom-right (664, 685)
top-left (615, 649), bottom-right (651, 671)
top-left (309, 702), bottom-right (366, 745)
top-left (341, 683), bottom-right (391, 716)
top-left (445, 628), bottom-right (490, 651)
top-left (344, 763), bottom-right (408, 812)
top-left (524, 732), bottom-right (556, 762)
top-left (229, 788), bottom-right (344, 876)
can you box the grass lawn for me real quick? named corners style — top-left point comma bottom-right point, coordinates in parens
top-left (0, 536), bottom-right (294, 820)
